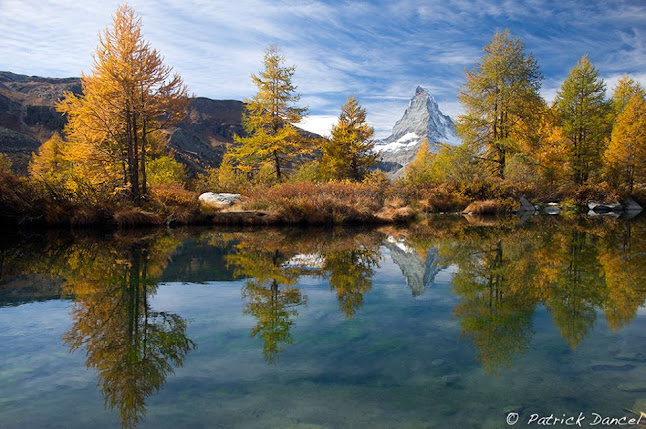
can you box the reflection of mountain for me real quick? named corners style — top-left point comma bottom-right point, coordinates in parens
top-left (385, 236), bottom-right (442, 296)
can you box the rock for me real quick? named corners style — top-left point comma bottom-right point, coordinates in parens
top-left (503, 405), bottom-right (524, 414)
top-left (431, 359), bottom-right (445, 367)
top-left (591, 363), bottom-right (635, 371)
top-left (618, 383), bottom-right (646, 393)
top-left (587, 210), bottom-right (621, 218)
top-left (544, 205), bottom-right (562, 215)
top-left (442, 374), bottom-right (461, 386)
top-left (588, 201), bottom-right (623, 213)
top-left (624, 197), bottom-right (643, 212)
top-left (632, 398), bottom-right (646, 414)
top-left (519, 196), bottom-right (535, 213)
top-left (199, 192), bottom-right (241, 208)
top-left (615, 352), bottom-right (646, 362)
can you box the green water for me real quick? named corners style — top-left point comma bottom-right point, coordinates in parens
top-left (1, 216), bottom-right (646, 428)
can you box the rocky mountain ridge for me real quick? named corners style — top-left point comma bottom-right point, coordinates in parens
top-left (375, 86), bottom-right (460, 175)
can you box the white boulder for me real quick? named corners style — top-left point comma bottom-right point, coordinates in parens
top-left (199, 192), bottom-right (241, 208)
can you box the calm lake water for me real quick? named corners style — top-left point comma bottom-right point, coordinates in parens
top-left (2, 216), bottom-right (646, 428)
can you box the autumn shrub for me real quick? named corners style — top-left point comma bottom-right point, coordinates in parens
top-left (241, 181), bottom-right (387, 224)
top-left (149, 185), bottom-right (202, 224)
top-left (463, 199), bottom-right (518, 214)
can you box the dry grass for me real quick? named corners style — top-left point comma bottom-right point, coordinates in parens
top-left (240, 181), bottom-right (406, 225)
top-left (463, 199), bottom-right (518, 215)
top-left (113, 207), bottom-right (163, 228)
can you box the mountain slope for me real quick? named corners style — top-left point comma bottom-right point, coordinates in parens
top-left (375, 86), bottom-right (460, 174)
top-left (0, 71), bottom-right (319, 177)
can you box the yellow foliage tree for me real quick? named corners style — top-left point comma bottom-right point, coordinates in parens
top-left (320, 96), bottom-right (377, 181)
top-left (57, 4), bottom-right (188, 203)
top-left (604, 94), bottom-right (646, 193)
top-left (230, 45), bottom-right (310, 180)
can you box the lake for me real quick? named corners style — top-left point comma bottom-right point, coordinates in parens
top-left (2, 215), bottom-right (646, 428)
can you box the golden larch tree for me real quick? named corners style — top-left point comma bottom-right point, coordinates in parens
top-left (57, 4), bottom-right (188, 202)
top-left (230, 45), bottom-right (310, 180)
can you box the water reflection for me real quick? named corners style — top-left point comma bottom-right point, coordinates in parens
top-left (1, 231), bottom-right (196, 428)
top-left (2, 216), bottom-right (646, 426)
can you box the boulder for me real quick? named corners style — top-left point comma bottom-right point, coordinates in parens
top-left (519, 196), bottom-right (535, 213)
top-left (543, 203), bottom-right (562, 215)
top-left (624, 197), bottom-right (643, 212)
top-left (588, 201), bottom-right (622, 213)
top-left (198, 192), bottom-right (241, 208)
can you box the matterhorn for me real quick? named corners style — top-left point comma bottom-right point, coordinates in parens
top-left (375, 86), bottom-right (460, 174)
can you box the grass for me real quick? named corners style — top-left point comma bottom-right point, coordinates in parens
top-left (238, 181), bottom-right (415, 225)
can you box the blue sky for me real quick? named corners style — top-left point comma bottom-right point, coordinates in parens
top-left (1, 0), bottom-right (645, 137)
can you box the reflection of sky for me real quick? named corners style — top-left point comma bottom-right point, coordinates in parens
top-left (2, 253), bottom-right (646, 427)
top-left (2, 1), bottom-right (644, 137)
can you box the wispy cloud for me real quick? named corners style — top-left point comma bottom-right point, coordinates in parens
top-left (1, 0), bottom-right (644, 137)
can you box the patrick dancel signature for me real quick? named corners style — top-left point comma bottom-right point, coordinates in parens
top-left (506, 412), bottom-right (645, 426)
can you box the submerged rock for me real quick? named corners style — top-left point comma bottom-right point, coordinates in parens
top-left (442, 374), bottom-right (461, 386)
top-left (618, 383), bottom-right (646, 393)
top-left (591, 363), bottom-right (635, 371)
top-left (199, 192), bottom-right (241, 208)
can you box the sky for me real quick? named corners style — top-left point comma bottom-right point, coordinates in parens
top-left (1, 0), bottom-right (645, 138)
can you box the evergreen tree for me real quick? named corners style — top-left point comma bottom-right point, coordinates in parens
top-left (554, 55), bottom-right (610, 185)
top-left (320, 96), bottom-right (377, 181)
top-left (57, 4), bottom-right (188, 202)
top-left (604, 94), bottom-right (646, 193)
top-left (231, 45), bottom-right (309, 180)
top-left (456, 29), bottom-right (544, 178)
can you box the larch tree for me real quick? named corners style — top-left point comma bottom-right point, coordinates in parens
top-left (320, 96), bottom-right (377, 181)
top-left (610, 75), bottom-right (645, 117)
top-left (604, 94), bottom-right (646, 193)
top-left (404, 140), bottom-right (435, 186)
top-left (554, 55), bottom-right (610, 185)
top-left (231, 45), bottom-right (309, 180)
top-left (57, 4), bottom-right (188, 203)
top-left (456, 29), bottom-right (544, 178)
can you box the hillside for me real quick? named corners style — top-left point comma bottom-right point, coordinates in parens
top-left (0, 71), bottom-right (317, 176)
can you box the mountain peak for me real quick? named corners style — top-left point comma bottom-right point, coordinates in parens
top-left (375, 86), bottom-right (461, 174)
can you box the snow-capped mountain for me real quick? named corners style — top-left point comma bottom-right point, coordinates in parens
top-left (375, 86), bottom-right (460, 173)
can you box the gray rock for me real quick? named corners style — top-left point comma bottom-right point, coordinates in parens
top-left (544, 206), bottom-right (562, 215)
top-left (625, 197), bottom-right (643, 212)
top-left (519, 196), bottom-right (535, 213)
top-left (618, 383), bottom-right (646, 393)
top-left (431, 359), bottom-right (445, 367)
top-left (588, 201), bottom-right (623, 213)
top-left (442, 374), bottom-right (461, 386)
top-left (199, 192), bottom-right (241, 208)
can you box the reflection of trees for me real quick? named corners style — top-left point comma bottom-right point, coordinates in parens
top-left (445, 237), bottom-right (536, 374)
top-left (399, 216), bottom-right (646, 373)
top-left (546, 230), bottom-right (606, 348)
top-left (227, 241), bottom-right (307, 364)
top-left (324, 248), bottom-right (380, 318)
top-left (223, 229), bottom-right (382, 362)
top-left (54, 234), bottom-right (195, 429)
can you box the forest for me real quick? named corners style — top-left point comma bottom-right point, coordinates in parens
top-left (1, 3), bottom-right (645, 227)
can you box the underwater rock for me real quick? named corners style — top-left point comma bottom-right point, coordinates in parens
top-left (591, 363), bottom-right (635, 371)
top-left (442, 374), bottom-right (461, 386)
top-left (615, 352), bottom-right (646, 362)
top-left (618, 383), bottom-right (646, 393)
